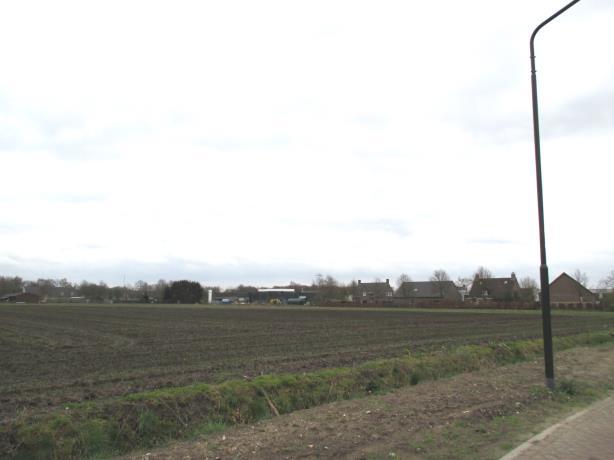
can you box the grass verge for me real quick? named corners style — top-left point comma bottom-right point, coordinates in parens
top-left (400, 376), bottom-right (614, 460)
top-left (2, 330), bottom-right (613, 459)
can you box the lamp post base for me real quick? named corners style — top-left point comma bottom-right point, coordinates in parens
top-left (545, 377), bottom-right (555, 391)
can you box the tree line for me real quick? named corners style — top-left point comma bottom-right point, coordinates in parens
top-left (0, 277), bottom-right (216, 304)
top-left (2, 267), bottom-right (612, 304)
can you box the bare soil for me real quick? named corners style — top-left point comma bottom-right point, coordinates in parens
top-left (122, 345), bottom-right (614, 459)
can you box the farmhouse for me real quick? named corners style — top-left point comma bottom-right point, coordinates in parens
top-left (469, 272), bottom-right (521, 301)
top-left (356, 279), bottom-right (394, 304)
top-left (397, 280), bottom-right (462, 302)
top-left (550, 272), bottom-right (597, 305)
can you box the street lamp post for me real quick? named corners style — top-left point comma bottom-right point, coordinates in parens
top-left (530, 0), bottom-right (582, 390)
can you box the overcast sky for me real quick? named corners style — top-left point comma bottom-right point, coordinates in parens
top-left (1, 0), bottom-right (613, 288)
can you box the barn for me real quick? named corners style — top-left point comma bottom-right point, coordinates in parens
top-left (0, 292), bottom-right (42, 303)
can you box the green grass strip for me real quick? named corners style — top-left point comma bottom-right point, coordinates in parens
top-left (2, 330), bottom-right (613, 459)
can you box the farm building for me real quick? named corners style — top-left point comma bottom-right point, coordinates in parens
top-left (257, 288), bottom-right (297, 304)
top-left (0, 292), bottom-right (41, 303)
top-left (468, 273), bottom-right (521, 301)
top-left (396, 280), bottom-right (462, 302)
top-left (550, 272), bottom-right (597, 306)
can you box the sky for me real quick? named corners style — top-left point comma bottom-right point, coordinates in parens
top-left (1, 0), bottom-right (613, 288)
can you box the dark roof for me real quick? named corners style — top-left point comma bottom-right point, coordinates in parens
top-left (0, 292), bottom-right (22, 300)
top-left (357, 280), bottom-right (393, 293)
top-left (550, 272), bottom-right (594, 297)
top-left (397, 281), bottom-right (460, 299)
top-left (468, 274), bottom-right (520, 299)
top-left (0, 292), bottom-right (41, 302)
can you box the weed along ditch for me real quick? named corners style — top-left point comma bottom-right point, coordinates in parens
top-left (2, 305), bottom-right (614, 458)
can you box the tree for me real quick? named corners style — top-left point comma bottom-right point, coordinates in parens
top-left (598, 270), bottom-right (614, 310)
top-left (164, 280), bottom-right (203, 304)
top-left (396, 273), bottom-right (412, 297)
top-left (313, 274), bottom-right (342, 302)
top-left (109, 286), bottom-right (124, 301)
top-left (0, 276), bottom-right (23, 296)
top-left (519, 276), bottom-right (538, 302)
top-left (598, 270), bottom-right (614, 289)
top-left (57, 278), bottom-right (72, 288)
top-left (396, 273), bottom-right (411, 285)
top-left (135, 280), bottom-right (150, 302)
top-left (572, 269), bottom-right (590, 303)
top-left (430, 269), bottom-right (450, 298)
top-left (573, 269), bottom-right (589, 287)
top-left (430, 270), bottom-right (450, 282)
top-left (153, 279), bottom-right (169, 302)
top-left (519, 276), bottom-right (538, 290)
top-left (78, 280), bottom-right (109, 301)
top-left (474, 266), bottom-right (492, 279)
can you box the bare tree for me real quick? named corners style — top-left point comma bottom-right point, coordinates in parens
top-left (519, 276), bottom-right (538, 302)
top-left (313, 274), bottom-right (341, 302)
top-left (396, 273), bottom-right (412, 296)
top-left (573, 269), bottom-right (589, 287)
top-left (598, 270), bottom-right (614, 289)
top-left (572, 269), bottom-right (590, 303)
top-left (430, 270), bottom-right (450, 282)
top-left (430, 269), bottom-right (450, 298)
top-left (473, 266), bottom-right (492, 279)
top-left (0, 276), bottom-right (23, 296)
top-left (519, 276), bottom-right (538, 290)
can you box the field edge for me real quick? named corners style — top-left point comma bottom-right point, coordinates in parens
top-left (2, 329), bottom-right (614, 459)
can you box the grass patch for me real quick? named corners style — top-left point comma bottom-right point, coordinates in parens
top-left (403, 377), bottom-right (609, 460)
top-left (2, 330), bottom-right (614, 459)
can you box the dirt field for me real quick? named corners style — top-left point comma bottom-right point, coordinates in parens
top-left (2, 304), bottom-right (614, 425)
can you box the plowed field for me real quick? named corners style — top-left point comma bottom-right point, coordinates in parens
top-left (1, 304), bottom-right (613, 424)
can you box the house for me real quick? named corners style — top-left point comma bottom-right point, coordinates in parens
top-left (468, 272), bottom-right (521, 301)
top-left (356, 279), bottom-right (394, 304)
top-left (397, 281), bottom-right (462, 302)
top-left (550, 272), bottom-right (597, 305)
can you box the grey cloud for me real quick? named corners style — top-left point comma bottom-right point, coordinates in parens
top-left (546, 91), bottom-right (614, 137)
top-left (451, 90), bottom-right (614, 146)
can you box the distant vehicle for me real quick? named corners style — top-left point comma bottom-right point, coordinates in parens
top-left (221, 298), bottom-right (232, 304)
top-left (287, 295), bottom-right (307, 305)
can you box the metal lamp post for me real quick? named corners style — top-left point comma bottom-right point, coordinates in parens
top-left (530, 0), bottom-right (582, 390)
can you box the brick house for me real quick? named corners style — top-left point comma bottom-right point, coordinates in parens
top-left (356, 279), bottom-right (394, 304)
top-left (550, 272), bottom-right (597, 305)
top-left (469, 272), bottom-right (521, 301)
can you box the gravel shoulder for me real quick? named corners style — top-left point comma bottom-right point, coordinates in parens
top-left (122, 344), bottom-right (614, 460)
